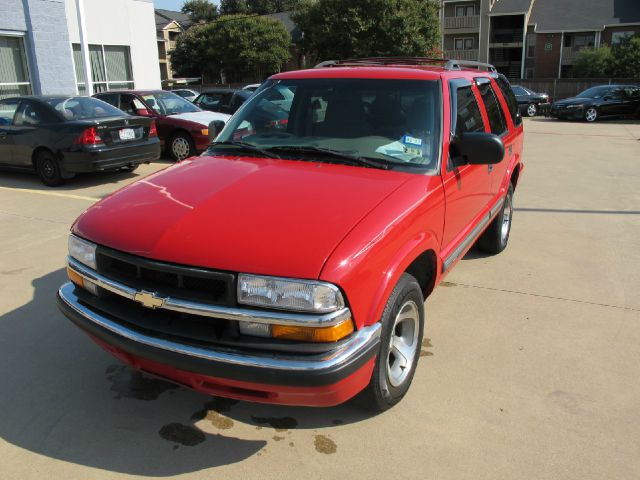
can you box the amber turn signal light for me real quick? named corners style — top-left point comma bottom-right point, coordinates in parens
top-left (67, 267), bottom-right (98, 295)
top-left (271, 319), bottom-right (354, 342)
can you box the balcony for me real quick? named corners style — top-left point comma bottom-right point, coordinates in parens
top-left (444, 49), bottom-right (479, 61)
top-left (444, 15), bottom-right (480, 30)
top-left (562, 46), bottom-right (593, 64)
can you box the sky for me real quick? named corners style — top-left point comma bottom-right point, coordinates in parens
top-left (153, 0), bottom-right (219, 12)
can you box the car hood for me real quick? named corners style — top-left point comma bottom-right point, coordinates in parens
top-left (554, 97), bottom-right (593, 106)
top-left (168, 111), bottom-right (231, 126)
top-left (73, 156), bottom-right (413, 279)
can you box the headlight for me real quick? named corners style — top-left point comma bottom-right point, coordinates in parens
top-left (68, 234), bottom-right (97, 269)
top-left (237, 274), bottom-right (345, 313)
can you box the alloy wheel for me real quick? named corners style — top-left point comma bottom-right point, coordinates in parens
top-left (172, 137), bottom-right (191, 159)
top-left (585, 108), bottom-right (598, 122)
top-left (527, 104), bottom-right (537, 117)
top-left (387, 300), bottom-right (420, 388)
top-left (501, 193), bottom-right (512, 242)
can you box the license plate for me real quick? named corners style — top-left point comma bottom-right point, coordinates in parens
top-left (119, 128), bottom-right (135, 141)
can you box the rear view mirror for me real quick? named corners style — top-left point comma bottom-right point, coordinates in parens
top-left (450, 132), bottom-right (504, 166)
top-left (208, 119), bottom-right (226, 142)
top-left (135, 108), bottom-right (153, 117)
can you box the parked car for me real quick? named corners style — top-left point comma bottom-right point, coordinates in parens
top-left (550, 84), bottom-right (640, 122)
top-left (511, 85), bottom-right (550, 117)
top-left (171, 89), bottom-right (199, 102)
top-left (242, 83), bottom-right (261, 92)
top-left (58, 58), bottom-right (524, 411)
top-left (0, 96), bottom-right (160, 186)
top-left (94, 90), bottom-right (231, 160)
top-left (194, 89), bottom-right (253, 115)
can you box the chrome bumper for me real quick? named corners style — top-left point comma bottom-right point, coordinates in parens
top-left (57, 282), bottom-right (381, 375)
top-left (67, 257), bottom-right (351, 327)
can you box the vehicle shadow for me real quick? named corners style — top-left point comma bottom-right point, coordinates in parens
top-left (0, 268), bottom-right (373, 476)
top-left (0, 158), bottom-right (174, 193)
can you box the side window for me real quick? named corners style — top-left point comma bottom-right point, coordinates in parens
top-left (14, 101), bottom-right (57, 126)
top-left (495, 74), bottom-right (522, 127)
top-left (476, 78), bottom-right (507, 135)
top-left (96, 93), bottom-right (119, 107)
top-left (120, 94), bottom-right (145, 115)
top-left (512, 86), bottom-right (526, 96)
top-left (453, 84), bottom-right (485, 136)
top-left (0, 99), bottom-right (20, 125)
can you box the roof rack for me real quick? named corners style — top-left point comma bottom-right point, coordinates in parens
top-left (314, 57), bottom-right (496, 72)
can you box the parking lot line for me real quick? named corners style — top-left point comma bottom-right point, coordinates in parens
top-left (0, 186), bottom-right (100, 202)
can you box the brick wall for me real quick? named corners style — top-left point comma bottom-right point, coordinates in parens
top-left (601, 25), bottom-right (640, 45)
top-left (533, 32), bottom-right (562, 78)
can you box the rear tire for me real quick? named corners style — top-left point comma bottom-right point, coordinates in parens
top-left (357, 273), bottom-right (424, 412)
top-left (526, 103), bottom-right (538, 117)
top-left (169, 132), bottom-right (195, 161)
top-left (477, 184), bottom-right (514, 254)
top-left (36, 150), bottom-right (65, 186)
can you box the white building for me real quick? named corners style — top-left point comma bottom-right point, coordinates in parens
top-left (0, 0), bottom-right (161, 99)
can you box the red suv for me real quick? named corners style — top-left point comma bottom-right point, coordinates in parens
top-left (58, 58), bottom-right (524, 411)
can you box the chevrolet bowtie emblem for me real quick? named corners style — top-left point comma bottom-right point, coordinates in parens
top-left (134, 291), bottom-right (165, 309)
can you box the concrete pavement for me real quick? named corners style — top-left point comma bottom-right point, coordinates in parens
top-left (0, 118), bottom-right (638, 479)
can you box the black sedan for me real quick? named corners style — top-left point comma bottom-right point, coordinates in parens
top-left (193, 89), bottom-right (252, 114)
top-left (0, 96), bottom-right (160, 186)
top-left (511, 85), bottom-right (551, 117)
top-left (550, 85), bottom-right (640, 122)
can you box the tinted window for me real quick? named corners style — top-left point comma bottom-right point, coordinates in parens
top-left (198, 93), bottom-right (225, 107)
top-left (512, 86), bottom-right (527, 96)
top-left (96, 93), bottom-right (119, 107)
top-left (454, 85), bottom-right (484, 136)
top-left (0, 98), bottom-right (20, 125)
top-left (577, 86), bottom-right (611, 98)
top-left (495, 74), bottom-right (522, 127)
top-left (14, 100), bottom-right (58, 125)
top-left (45, 97), bottom-right (124, 120)
top-left (623, 87), bottom-right (640, 98)
top-left (476, 79), bottom-right (507, 135)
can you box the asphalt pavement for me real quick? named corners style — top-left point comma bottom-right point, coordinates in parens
top-left (0, 118), bottom-right (639, 479)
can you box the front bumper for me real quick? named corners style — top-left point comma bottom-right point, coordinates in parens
top-left (550, 105), bottom-right (584, 119)
top-left (56, 282), bottom-right (381, 406)
top-left (62, 139), bottom-right (161, 173)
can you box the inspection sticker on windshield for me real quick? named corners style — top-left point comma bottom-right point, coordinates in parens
top-left (401, 135), bottom-right (422, 147)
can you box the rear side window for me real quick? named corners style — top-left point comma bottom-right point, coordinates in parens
top-left (495, 74), bottom-right (522, 127)
top-left (96, 93), bottom-right (119, 107)
top-left (454, 85), bottom-right (484, 136)
top-left (14, 100), bottom-right (58, 125)
top-left (476, 79), bottom-right (507, 135)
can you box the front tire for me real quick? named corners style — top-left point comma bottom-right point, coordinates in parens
top-left (36, 150), bottom-right (65, 186)
top-left (585, 107), bottom-right (598, 122)
top-left (169, 132), bottom-right (195, 161)
top-left (477, 184), bottom-right (514, 254)
top-left (358, 273), bottom-right (424, 412)
top-left (526, 103), bottom-right (538, 117)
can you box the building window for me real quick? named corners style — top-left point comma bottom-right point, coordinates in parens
top-left (72, 44), bottom-right (134, 94)
top-left (455, 38), bottom-right (475, 50)
top-left (0, 35), bottom-right (32, 99)
top-left (455, 5), bottom-right (476, 16)
top-left (611, 31), bottom-right (635, 45)
top-left (525, 68), bottom-right (534, 79)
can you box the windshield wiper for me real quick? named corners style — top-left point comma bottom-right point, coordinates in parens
top-left (265, 146), bottom-right (390, 170)
top-left (208, 141), bottom-right (281, 158)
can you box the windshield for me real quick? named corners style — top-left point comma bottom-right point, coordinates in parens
top-left (576, 86), bottom-right (611, 98)
top-left (45, 97), bottom-right (124, 120)
top-left (212, 78), bottom-right (442, 172)
top-left (142, 92), bottom-right (201, 115)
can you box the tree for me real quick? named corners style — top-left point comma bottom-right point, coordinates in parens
top-left (610, 36), bottom-right (640, 78)
top-left (292, 0), bottom-right (440, 61)
top-left (181, 0), bottom-right (218, 23)
top-left (171, 15), bottom-right (291, 82)
top-left (573, 45), bottom-right (613, 77)
top-left (573, 37), bottom-right (640, 78)
top-left (220, 0), bottom-right (301, 14)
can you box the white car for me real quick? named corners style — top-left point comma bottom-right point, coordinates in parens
top-left (172, 89), bottom-right (199, 102)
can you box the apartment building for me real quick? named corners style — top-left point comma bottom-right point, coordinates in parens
top-left (441, 0), bottom-right (640, 79)
top-left (0, 0), bottom-right (161, 100)
top-left (155, 9), bottom-right (192, 84)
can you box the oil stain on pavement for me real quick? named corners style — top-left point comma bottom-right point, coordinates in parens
top-left (420, 338), bottom-right (434, 357)
top-left (314, 435), bottom-right (337, 454)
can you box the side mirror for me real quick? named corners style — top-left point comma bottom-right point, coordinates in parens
top-left (450, 132), bottom-right (504, 166)
top-left (135, 108), bottom-right (153, 117)
top-left (208, 119), bottom-right (226, 142)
